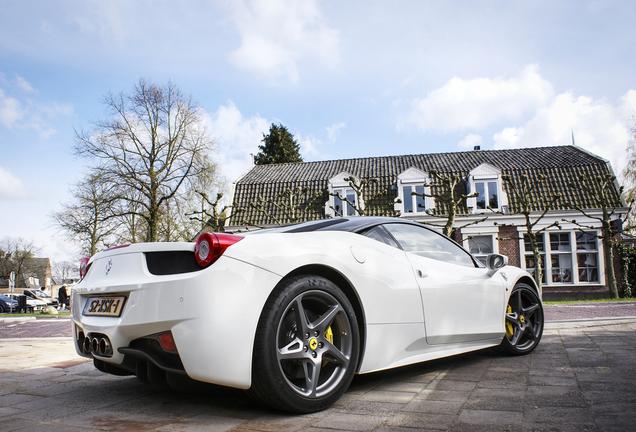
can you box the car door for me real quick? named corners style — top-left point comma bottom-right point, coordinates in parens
top-left (382, 223), bottom-right (505, 345)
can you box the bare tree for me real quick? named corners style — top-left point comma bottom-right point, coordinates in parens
top-left (187, 192), bottom-right (232, 232)
top-left (250, 187), bottom-right (321, 225)
top-left (74, 79), bottom-right (217, 242)
top-left (329, 177), bottom-right (395, 217)
top-left (53, 261), bottom-right (79, 282)
top-left (0, 237), bottom-right (39, 287)
top-left (409, 170), bottom-right (485, 237)
top-left (562, 173), bottom-right (633, 299)
top-left (51, 172), bottom-right (117, 256)
top-left (495, 174), bottom-right (562, 295)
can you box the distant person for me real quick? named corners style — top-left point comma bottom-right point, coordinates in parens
top-left (58, 285), bottom-right (68, 311)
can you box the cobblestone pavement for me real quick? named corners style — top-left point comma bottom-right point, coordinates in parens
top-left (0, 304), bottom-right (635, 431)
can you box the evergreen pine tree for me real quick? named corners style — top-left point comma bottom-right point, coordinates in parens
top-left (254, 123), bottom-right (303, 165)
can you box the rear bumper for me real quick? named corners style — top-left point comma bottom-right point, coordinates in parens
top-left (72, 254), bottom-right (282, 389)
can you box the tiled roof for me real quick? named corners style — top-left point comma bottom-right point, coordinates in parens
top-left (230, 146), bottom-right (622, 226)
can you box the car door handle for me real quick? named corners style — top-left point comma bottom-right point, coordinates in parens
top-left (417, 269), bottom-right (428, 278)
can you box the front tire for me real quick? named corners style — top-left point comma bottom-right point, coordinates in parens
top-left (249, 275), bottom-right (360, 413)
top-left (498, 283), bottom-right (544, 355)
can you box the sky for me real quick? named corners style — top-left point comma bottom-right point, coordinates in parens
top-left (1, 0), bottom-right (635, 265)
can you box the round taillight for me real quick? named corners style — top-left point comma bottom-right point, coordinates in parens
top-left (195, 233), bottom-right (218, 267)
top-left (194, 232), bottom-right (243, 267)
top-left (79, 257), bottom-right (90, 279)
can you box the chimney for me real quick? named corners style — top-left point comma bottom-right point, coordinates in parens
top-left (474, 146), bottom-right (481, 151)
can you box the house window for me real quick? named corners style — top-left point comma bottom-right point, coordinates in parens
top-left (333, 188), bottom-right (357, 216)
top-left (466, 163), bottom-right (508, 213)
top-left (576, 232), bottom-right (598, 283)
top-left (395, 168), bottom-right (432, 216)
top-left (475, 181), bottom-right (498, 210)
top-left (402, 185), bottom-right (426, 213)
top-left (550, 233), bottom-right (572, 283)
top-left (327, 172), bottom-right (362, 218)
top-left (468, 235), bottom-right (493, 265)
top-left (522, 231), bottom-right (601, 285)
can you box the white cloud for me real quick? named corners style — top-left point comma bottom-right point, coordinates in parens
top-left (205, 100), bottom-right (270, 182)
top-left (0, 88), bottom-right (25, 128)
top-left (0, 80), bottom-right (72, 137)
top-left (402, 64), bottom-right (554, 132)
top-left (0, 166), bottom-right (26, 200)
top-left (326, 122), bottom-right (345, 142)
top-left (14, 75), bottom-right (35, 93)
top-left (297, 134), bottom-right (321, 158)
top-left (458, 133), bottom-right (483, 150)
top-left (493, 90), bottom-right (636, 175)
top-left (227, 0), bottom-right (339, 84)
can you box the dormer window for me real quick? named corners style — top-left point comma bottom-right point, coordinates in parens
top-left (475, 181), bottom-right (498, 210)
top-left (466, 163), bottom-right (508, 213)
top-left (326, 172), bottom-right (360, 217)
top-left (395, 168), bottom-right (434, 216)
top-left (333, 188), bottom-right (357, 216)
top-left (402, 185), bottom-right (426, 213)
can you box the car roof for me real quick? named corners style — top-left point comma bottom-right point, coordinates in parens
top-left (270, 216), bottom-right (426, 234)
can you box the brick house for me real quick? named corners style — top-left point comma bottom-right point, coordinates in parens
top-left (227, 145), bottom-right (628, 299)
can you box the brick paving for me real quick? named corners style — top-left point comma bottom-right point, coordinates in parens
top-left (0, 317), bottom-right (72, 338)
top-left (1, 301), bottom-right (634, 339)
top-left (0, 303), bottom-right (634, 431)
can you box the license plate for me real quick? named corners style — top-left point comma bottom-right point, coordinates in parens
top-left (83, 296), bottom-right (126, 317)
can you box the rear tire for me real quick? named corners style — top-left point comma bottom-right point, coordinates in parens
top-left (498, 283), bottom-right (544, 355)
top-left (249, 275), bottom-right (360, 413)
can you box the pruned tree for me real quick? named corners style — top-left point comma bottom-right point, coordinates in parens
top-left (329, 177), bottom-right (395, 217)
top-left (495, 174), bottom-right (562, 294)
top-left (73, 78), bottom-right (218, 242)
top-left (409, 170), bottom-right (485, 237)
top-left (254, 123), bottom-right (303, 165)
top-left (51, 171), bottom-right (117, 256)
top-left (623, 114), bottom-right (636, 232)
top-left (251, 187), bottom-right (321, 225)
top-left (187, 192), bottom-right (232, 233)
top-left (0, 237), bottom-right (39, 287)
top-left (562, 173), bottom-right (633, 299)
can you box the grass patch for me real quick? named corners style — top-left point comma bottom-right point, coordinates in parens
top-left (543, 298), bottom-right (636, 305)
top-left (0, 312), bottom-right (71, 318)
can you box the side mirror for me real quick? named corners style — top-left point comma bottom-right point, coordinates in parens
top-left (486, 254), bottom-right (508, 276)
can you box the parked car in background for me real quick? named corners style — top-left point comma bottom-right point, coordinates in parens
top-left (0, 293), bottom-right (18, 313)
top-left (0, 288), bottom-right (59, 307)
top-left (23, 289), bottom-right (59, 307)
top-left (6, 293), bottom-right (47, 312)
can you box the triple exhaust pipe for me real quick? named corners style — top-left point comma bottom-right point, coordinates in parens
top-left (82, 333), bottom-right (113, 357)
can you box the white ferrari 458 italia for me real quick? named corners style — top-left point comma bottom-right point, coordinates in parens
top-left (71, 217), bottom-right (543, 413)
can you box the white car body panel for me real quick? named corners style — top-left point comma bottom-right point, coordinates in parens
top-left (405, 253), bottom-right (507, 345)
top-left (72, 224), bottom-right (536, 391)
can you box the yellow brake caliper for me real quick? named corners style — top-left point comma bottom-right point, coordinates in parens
top-left (505, 305), bottom-right (514, 339)
top-left (323, 327), bottom-right (334, 366)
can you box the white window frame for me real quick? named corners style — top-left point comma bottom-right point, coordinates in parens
top-left (519, 230), bottom-right (604, 286)
top-left (466, 163), bottom-right (508, 214)
top-left (326, 172), bottom-right (361, 217)
top-left (395, 168), bottom-right (435, 216)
